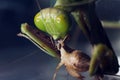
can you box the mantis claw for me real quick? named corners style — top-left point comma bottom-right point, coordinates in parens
top-left (18, 23), bottom-right (60, 58)
top-left (89, 44), bottom-right (119, 77)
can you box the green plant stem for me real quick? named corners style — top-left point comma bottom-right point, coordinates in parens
top-left (102, 21), bottom-right (120, 28)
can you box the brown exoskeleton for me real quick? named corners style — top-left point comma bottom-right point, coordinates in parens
top-left (53, 37), bottom-right (90, 80)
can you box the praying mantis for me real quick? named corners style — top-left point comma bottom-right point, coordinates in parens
top-left (18, 0), bottom-right (119, 80)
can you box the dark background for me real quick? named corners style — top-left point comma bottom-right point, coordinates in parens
top-left (0, 0), bottom-right (120, 80)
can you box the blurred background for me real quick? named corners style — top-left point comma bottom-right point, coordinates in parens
top-left (0, 0), bottom-right (120, 80)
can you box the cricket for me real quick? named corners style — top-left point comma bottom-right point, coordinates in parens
top-left (18, 0), bottom-right (119, 80)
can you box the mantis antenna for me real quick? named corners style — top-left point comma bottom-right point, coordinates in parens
top-left (36, 0), bottom-right (42, 10)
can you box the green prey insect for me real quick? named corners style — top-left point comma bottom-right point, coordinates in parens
top-left (18, 0), bottom-right (119, 80)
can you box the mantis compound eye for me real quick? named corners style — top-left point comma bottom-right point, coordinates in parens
top-left (34, 8), bottom-right (71, 40)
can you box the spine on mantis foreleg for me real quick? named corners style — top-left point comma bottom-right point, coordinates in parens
top-left (18, 23), bottom-right (60, 58)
